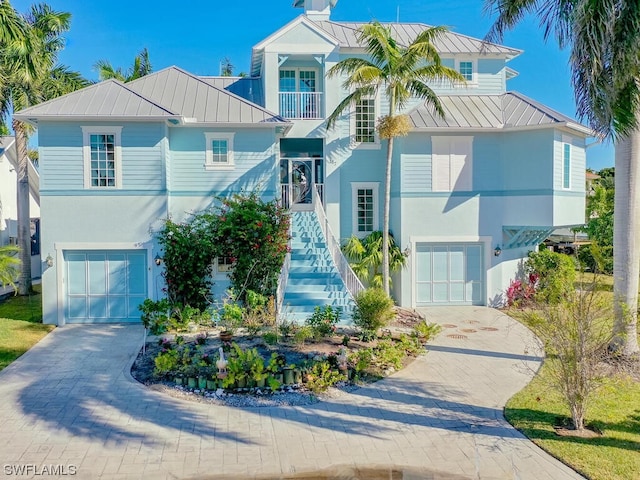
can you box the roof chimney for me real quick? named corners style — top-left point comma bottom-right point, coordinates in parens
top-left (293, 0), bottom-right (337, 21)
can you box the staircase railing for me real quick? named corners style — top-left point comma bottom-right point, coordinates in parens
top-left (312, 185), bottom-right (365, 298)
top-left (276, 239), bottom-right (291, 317)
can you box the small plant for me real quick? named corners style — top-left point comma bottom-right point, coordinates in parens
top-left (306, 305), bottom-right (341, 339)
top-left (262, 330), bottom-right (278, 346)
top-left (373, 339), bottom-right (404, 370)
top-left (349, 348), bottom-right (374, 375)
top-left (278, 320), bottom-right (294, 337)
top-left (398, 334), bottom-right (423, 356)
top-left (413, 321), bottom-right (442, 342)
top-left (195, 333), bottom-right (207, 345)
top-left (139, 298), bottom-right (172, 335)
top-left (292, 325), bottom-right (315, 345)
top-left (305, 361), bottom-right (346, 394)
top-left (220, 302), bottom-right (244, 333)
top-left (154, 349), bottom-right (179, 377)
top-left (352, 288), bottom-right (395, 340)
top-left (341, 334), bottom-right (350, 346)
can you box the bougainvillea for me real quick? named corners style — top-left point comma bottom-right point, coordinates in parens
top-left (207, 192), bottom-right (290, 302)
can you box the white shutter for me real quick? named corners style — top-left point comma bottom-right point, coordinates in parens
top-left (450, 137), bottom-right (473, 191)
top-left (432, 137), bottom-right (450, 192)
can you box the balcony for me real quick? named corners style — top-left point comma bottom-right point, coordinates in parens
top-left (279, 92), bottom-right (323, 120)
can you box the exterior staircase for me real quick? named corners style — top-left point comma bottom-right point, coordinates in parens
top-left (282, 211), bottom-right (355, 323)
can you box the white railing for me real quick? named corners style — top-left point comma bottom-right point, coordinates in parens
top-left (279, 92), bottom-right (323, 119)
top-left (276, 244), bottom-right (291, 317)
top-left (312, 185), bottom-right (365, 298)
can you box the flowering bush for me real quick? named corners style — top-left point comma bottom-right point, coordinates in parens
top-left (157, 219), bottom-right (216, 310)
top-left (505, 274), bottom-right (538, 307)
top-left (206, 192), bottom-right (290, 301)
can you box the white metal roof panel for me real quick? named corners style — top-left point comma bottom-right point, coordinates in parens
top-left (127, 67), bottom-right (286, 124)
top-left (15, 80), bottom-right (178, 119)
top-left (408, 92), bottom-right (584, 131)
top-left (312, 21), bottom-right (521, 56)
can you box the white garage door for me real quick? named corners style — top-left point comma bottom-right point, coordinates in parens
top-left (65, 250), bottom-right (147, 323)
top-left (415, 243), bottom-right (484, 305)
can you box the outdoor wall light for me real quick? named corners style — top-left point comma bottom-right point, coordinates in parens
top-left (494, 245), bottom-right (502, 257)
top-left (403, 244), bottom-right (411, 257)
top-left (45, 254), bottom-right (54, 267)
top-left (154, 254), bottom-right (163, 266)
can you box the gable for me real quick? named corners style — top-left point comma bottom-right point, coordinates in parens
top-left (266, 21), bottom-right (339, 51)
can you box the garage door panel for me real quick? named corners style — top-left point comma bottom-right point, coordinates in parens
top-left (127, 253), bottom-right (146, 295)
top-left (65, 250), bottom-right (147, 323)
top-left (108, 254), bottom-right (127, 295)
top-left (416, 243), bottom-right (484, 305)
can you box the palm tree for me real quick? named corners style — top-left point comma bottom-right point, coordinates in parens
top-left (342, 231), bottom-right (407, 288)
top-left (484, 0), bottom-right (640, 355)
top-left (326, 22), bottom-right (464, 296)
top-left (0, 2), bottom-right (89, 295)
top-left (94, 47), bottom-right (152, 82)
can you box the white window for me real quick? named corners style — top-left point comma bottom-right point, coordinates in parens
top-left (82, 126), bottom-right (122, 189)
top-left (563, 142), bottom-right (571, 189)
top-left (455, 59), bottom-right (476, 86)
top-left (432, 136), bottom-right (473, 192)
top-left (214, 256), bottom-right (234, 274)
top-left (354, 98), bottom-right (376, 144)
top-left (204, 133), bottom-right (234, 170)
top-left (351, 182), bottom-right (379, 235)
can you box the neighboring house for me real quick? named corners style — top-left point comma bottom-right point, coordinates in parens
top-left (0, 136), bottom-right (42, 282)
top-left (16, 0), bottom-right (588, 325)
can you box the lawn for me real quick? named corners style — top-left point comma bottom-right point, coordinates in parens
top-left (507, 304), bottom-right (640, 480)
top-left (0, 285), bottom-right (53, 371)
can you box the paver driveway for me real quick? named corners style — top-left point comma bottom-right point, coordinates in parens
top-left (0, 307), bottom-right (585, 480)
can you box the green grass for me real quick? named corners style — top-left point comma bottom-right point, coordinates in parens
top-left (507, 305), bottom-right (640, 480)
top-left (0, 285), bottom-right (53, 371)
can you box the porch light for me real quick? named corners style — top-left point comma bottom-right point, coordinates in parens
top-left (403, 244), bottom-right (411, 257)
top-left (154, 254), bottom-right (163, 266)
top-left (494, 245), bottom-right (502, 257)
top-left (45, 254), bottom-right (54, 268)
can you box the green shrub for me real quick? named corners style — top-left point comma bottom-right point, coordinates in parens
top-left (262, 331), bottom-right (278, 345)
top-left (413, 320), bottom-right (442, 343)
top-left (306, 305), bottom-right (341, 338)
top-left (577, 243), bottom-right (613, 274)
top-left (525, 249), bottom-right (576, 304)
top-left (398, 334), bottom-right (423, 356)
top-left (220, 302), bottom-right (244, 333)
top-left (349, 348), bottom-right (374, 374)
top-left (352, 288), bottom-right (395, 339)
top-left (154, 349), bottom-right (179, 377)
top-left (305, 361), bottom-right (346, 393)
top-left (139, 298), bottom-right (172, 335)
top-left (293, 325), bottom-right (315, 345)
top-left (373, 339), bottom-right (404, 370)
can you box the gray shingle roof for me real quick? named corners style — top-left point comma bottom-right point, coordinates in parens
top-left (313, 21), bottom-right (522, 56)
top-left (128, 67), bottom-right (285, 124)
top-left (15, 80), bottom-right (179, 120)
top-left (408, 92), bottom-right (588, 132)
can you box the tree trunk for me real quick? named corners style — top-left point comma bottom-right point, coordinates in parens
top-left (13, 119), bottom-right (32, 296)
top-left (612, 130), bottom-right (640, 355)
top-left (382, 136), bottom-right (394, 296)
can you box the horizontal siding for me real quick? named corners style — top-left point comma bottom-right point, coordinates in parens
top-left (38, 121), bottom-right (165, 191)
top-left (169, 128), bottom-right (278, 196)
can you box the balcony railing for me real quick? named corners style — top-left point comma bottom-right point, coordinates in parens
top-left (279, 92), bottom-right (323, 119)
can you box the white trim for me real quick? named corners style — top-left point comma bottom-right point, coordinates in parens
top-left (350, 95), bottom-right (380, 149)
top-left (409, 235), bottom-right (492, 309)
top-left (351, 182), bottom-right (379, 236)
top-left (252, 15), bottom-right (340, 51)
top-left (204, 132), bottom-right (235, 170)
top-left (81, 126), bottom-right (123, 189)
top-left (54, 242), bottom-right (152, 326)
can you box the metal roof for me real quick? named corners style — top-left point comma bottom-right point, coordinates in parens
top-left (199, 76), bottom-right (265, 108)
top-left (15, 80), bottom-right (179, 120)
top-left (407, 92), bottom-right (588, 133)
top-left (312, 21), bottom-right (522, 57)
top-left (128, 67), bottom-right (285, 124)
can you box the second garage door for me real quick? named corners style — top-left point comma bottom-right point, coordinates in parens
top-left (415, 243), bottom-right (484, 305)
top-left (65, 250), bottom-right (147, 323)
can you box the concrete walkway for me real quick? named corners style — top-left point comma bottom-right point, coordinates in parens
top-left (0, 307), bottom-right (585, 480)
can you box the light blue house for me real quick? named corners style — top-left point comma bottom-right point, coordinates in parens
top-left (16, 0), bottom-right (588, 325)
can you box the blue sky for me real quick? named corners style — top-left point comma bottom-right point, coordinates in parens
top-left (13, 0), bottom-right (613, 169)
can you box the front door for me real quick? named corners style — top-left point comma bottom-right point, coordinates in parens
top-left (280, 158), bottom-right (324, 210)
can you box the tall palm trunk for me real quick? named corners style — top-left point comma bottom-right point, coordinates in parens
top-left (612, 129), bottom-right (640, 355)
top-left (382, 136), bottom-right (394, 295)
top-left (13, 118), bottom-right (32, 295)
